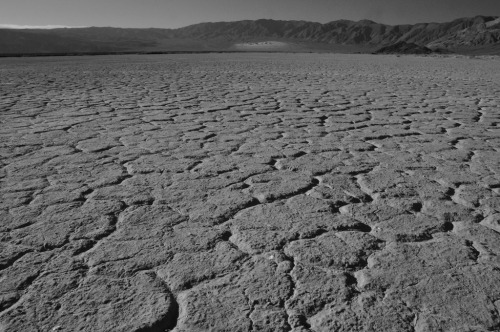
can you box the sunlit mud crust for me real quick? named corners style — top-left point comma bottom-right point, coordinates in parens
top-left (0, 53), bottom-right (499, 332)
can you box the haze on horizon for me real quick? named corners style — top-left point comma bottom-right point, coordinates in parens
top-left (1, 0), bottom-right (499, 29)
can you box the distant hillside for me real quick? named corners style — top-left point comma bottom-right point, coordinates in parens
top-left (1, 16), bottom-right (499, 55)
top-left (373, 41), bottom-right (434, 54)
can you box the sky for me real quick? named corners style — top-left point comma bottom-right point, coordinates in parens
top-left (1, 0), bottom-right (499, 29)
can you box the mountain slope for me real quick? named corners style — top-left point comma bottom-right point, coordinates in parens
top-left (373, 41), bottom-right (434, 54)
top-left (1, 16), bottom-right (499, 55)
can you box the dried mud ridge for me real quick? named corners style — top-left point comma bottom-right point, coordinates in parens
top-left (1, 54), bottom-right (500, 332)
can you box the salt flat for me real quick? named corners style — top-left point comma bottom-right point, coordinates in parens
top-left (0, 53), bottom-right (499, 331)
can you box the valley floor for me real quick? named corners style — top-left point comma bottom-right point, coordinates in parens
top-left (1, 53), bottom-right (500, 331)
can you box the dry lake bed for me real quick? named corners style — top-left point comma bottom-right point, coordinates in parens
top-left (1, 53), bottom-right (500, 332)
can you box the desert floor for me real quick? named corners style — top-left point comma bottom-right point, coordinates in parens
top-left (1, 53), bottom-right (500, 332)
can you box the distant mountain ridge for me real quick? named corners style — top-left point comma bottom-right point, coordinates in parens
top-left (1, 16), bottom-right (499, 55)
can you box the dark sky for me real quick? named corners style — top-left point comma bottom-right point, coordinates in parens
top-left (1, 0), bottom-right (499, 29)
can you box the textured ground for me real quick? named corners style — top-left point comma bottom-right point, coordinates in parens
top-left (0, 53), bottom-right (500, 332)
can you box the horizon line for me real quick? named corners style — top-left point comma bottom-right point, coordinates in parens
top-left (1, 15), bottom-right (498, 30)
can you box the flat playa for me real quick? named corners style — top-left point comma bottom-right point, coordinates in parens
top-left (1, 53), bottom-right (499, 331)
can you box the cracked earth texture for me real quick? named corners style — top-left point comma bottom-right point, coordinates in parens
top-left (0, 53), bottom-right (500, 332)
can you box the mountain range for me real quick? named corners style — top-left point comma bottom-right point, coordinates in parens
top-left (1, 16), bottom-right (499, 55)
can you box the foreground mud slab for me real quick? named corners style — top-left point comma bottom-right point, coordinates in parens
top-left (1, 54), bottom-right (499, 331)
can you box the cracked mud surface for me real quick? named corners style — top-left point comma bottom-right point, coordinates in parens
top-left (1, 53), bottom-right (500, 331)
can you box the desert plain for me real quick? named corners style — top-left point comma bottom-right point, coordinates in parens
top-left (0, 53), bottom-right (500, 331)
